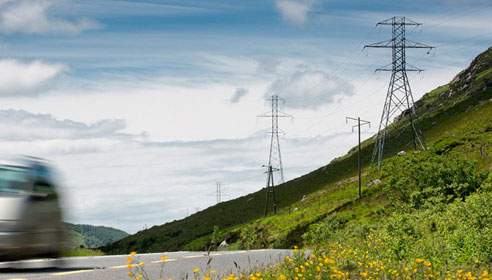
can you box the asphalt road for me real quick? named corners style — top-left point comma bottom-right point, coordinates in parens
top-left (0, 249), bottom-right (292, 280)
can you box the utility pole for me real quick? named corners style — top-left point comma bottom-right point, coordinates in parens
top-left (263, 165), bottom-right (278, 217)
top-left (258, 95), bottom-right (292, 184)
top-left (364, 16), bottom-right (433, 170)
top-left (346, 117), bottom-right (371, 198)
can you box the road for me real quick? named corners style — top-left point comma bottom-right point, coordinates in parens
top-left (0, 249), bottom-right (291, 280)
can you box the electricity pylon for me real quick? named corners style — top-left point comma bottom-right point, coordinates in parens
top-left (364, 16), bottom-right (434, 170)
top-left (215, 181), bottom-right (222, 204)
top-left (209, 181), bottom-right (229, 205)
top-left (258, 95), bottom-right (292, 184)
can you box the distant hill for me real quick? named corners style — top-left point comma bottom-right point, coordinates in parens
top-left (103, 45), bottom-right (492, 255)
top-left (64, 222), bottom-right (129, 249)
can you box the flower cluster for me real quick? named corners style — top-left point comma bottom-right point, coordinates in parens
top-left (125, 246), bottom-right (491, 280)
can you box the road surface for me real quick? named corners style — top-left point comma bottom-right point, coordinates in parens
top-left (0, 249), bottom-right (291, 280)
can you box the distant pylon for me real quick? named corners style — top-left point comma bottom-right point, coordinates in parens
top-left (216, 181), bottom-right (222, 204)
top-left (364, 16), bottom-right (434, 170)
top-left (209, 181), bottom-right (229, 204)
top-left (258, 95), bottom-right (292, 184)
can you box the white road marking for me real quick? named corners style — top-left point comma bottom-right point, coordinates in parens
top-left (183, 255), bottom-right (204, 259)
top-left (151, 258), bottom-right (177, 263)
top-left (51, 269), bottom-right (94, 276)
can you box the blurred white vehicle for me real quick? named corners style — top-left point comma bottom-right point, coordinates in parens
top-left (0, 157), bottom-right (66, 261)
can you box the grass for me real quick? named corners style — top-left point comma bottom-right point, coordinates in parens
top-left (476, 67), bottom-right (492, 81)
top-left (61, 248), bottom-right (105, 257)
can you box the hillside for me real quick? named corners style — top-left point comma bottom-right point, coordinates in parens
top-left (65, 222), bottom-right (129, 248)
top-left (103, 45), bottom-right (492, 256)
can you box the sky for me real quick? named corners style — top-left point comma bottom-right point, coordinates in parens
top-left (0, 0), bottom-right (491, 233)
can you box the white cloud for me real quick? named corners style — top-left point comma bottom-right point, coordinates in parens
top-left (230, 87), bottom-right (248, 103)
top-left (267, 69), bottom-right (355, 110)
top-left (275, 0), bottom-right (316, 25)
top-left (0, 109), bottom-right (142, 142)
top-left (0, 59), bottom-right (68, 96)
top-left (0, 0), bottom-right (101, 35)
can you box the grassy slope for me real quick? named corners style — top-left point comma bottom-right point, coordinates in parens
top-left (103, 46), bottom-right (492, 255)
top-left (65, 223), bottom-right (129, 248)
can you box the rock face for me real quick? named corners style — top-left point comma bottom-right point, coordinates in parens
top-left (395, 46), bottom-right (492, 124)
top-left (219, 240), bottom-right (228, 249)
top-left (366, 179), bottom-right (382, 187)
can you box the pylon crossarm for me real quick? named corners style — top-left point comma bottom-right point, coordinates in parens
top-left (405, 39), bottom-right (434, 49)
top-left (405, 63), bottom-right (424, 72)
top-left (364, 39), bottom-right (393, 48)
top-left (376, 17), bottom-right (422, 26)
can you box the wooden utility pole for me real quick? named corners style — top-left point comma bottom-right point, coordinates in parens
top-left (346, 117), bottom-right (371, 198)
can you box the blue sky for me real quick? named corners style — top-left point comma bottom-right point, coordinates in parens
top-left (0, 0), bottom-right (491, 233)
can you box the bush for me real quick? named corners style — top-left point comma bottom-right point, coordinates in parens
top-left (382, 153), bottom-right (488, 209)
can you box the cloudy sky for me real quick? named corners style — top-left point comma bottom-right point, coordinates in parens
top-left (0, 0), bottom-right (491, 233)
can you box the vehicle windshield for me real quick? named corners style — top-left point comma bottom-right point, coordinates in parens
top-left (0, 166), bottom-right (30, 194)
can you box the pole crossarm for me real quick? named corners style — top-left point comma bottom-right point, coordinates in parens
top-left (346, 117), bottom-right (370, 132)
top-left (346, 117), bottom-right (370, 124)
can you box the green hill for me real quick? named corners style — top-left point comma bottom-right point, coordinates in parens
top-left (103, 45), bottom-right (492, 261)
top-left (65, 222), bottom-right (129, 248)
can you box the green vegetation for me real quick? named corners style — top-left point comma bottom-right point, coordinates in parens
top-left (65, 222), bottom-right (129, 248)
top-left (476, 67), bottom-right (492, 81)
top-left (106, 45), bottom-right (492, 280)
top-left (61, 247), bottom-right (105, 257)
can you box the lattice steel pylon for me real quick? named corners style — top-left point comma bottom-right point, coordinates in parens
top-left (258, 95), bottom-right (292, 184)
top-left (215, 181), bottom-right (222, 204)
top-left (364, 16), bottom-right (434, 170)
